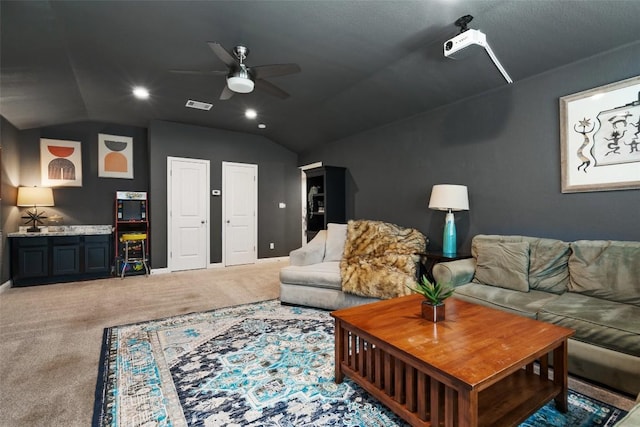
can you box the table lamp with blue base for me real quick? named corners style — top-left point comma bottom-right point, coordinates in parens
top-left (429, 184), bottom-right (469, 256)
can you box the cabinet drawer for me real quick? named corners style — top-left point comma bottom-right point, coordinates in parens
top-left (15, 237), bottom-right (48, 247)
top-left (84, 235), bottom-right (110, 243)
top-left (51, 236), bottom-right (81, 245)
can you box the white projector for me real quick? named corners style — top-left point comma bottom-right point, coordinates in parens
top-left (443, 29), bottom-right (487, 59)
top-left (443, 28), bottom-right (513, 83)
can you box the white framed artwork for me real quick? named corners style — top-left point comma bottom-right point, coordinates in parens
top-left (40, 138), bottom-right (83, 187)
top-left (98, 133), bottom-right (133, 179)
top-left (559, 75), bottom-right (640, 193)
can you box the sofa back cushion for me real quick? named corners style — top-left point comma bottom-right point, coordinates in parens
top-left (474, 241), bottom-right (530, 291)
top-left (472, 235), bottom-right (570, 294)
top-left (569, 240), bottom-right (640, 306)
top-left (324, 223), bottom-right (348, 262)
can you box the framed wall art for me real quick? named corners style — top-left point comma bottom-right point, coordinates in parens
top-left (41, 138), bottom-right (83, 187)
top-left (560, 75), bottom-right (640, 193)
top-left (98, 133), bottom-right (133, 179)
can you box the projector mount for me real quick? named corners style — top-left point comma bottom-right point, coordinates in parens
top-left (454, 14), bottom-right (474, 34)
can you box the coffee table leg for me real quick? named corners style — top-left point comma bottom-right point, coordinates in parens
top-left (553, 340), bottom-right (569, 412)
top-left (335, 320), bottom-right (344, 383)
top-left (458, 389), bottom-right (478, 427)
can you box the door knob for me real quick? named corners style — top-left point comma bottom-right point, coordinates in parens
top-left (226, 220), bottom-right (230, 223)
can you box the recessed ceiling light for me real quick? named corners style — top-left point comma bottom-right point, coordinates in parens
top-left (258, 123), bottom-right (267, 129)
top-left (132, 86), bottom-right (149, 99)
top-left (245, 109), bottom-right (257, 119)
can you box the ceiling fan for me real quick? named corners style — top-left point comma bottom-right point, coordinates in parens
top-left (173, 42), bottom-right (301, 100)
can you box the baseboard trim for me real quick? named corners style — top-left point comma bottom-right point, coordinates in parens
top-left (0, 280), bottom-right (12, 293)
top-left (257, 256), bottom-right (289, 263)
top-left (156, 257), bottom-right (288, 274)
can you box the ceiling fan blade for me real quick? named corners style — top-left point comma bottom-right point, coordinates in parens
top-left (207, 42), bottom-right (237, 68)
top-left (170, 69), bottom-right (228, 75)
top-left (252, 63), bottom-right (301, 79)
top-left (255, 78), bottom-right (290, 99)
top-left (219, 85), bottom-right (235, 100)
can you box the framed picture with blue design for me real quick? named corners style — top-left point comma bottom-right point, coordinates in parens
top-left (98, 133), bottom-right (134, 179)
top-left (560, 75), bottom-right (640, 193)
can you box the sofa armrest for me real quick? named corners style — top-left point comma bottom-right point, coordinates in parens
top-left (289, 230), bottom-right (327, 266)
top-left (433, 258), bottom-right (476, 286)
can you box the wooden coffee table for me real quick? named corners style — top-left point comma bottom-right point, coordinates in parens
top-left (331, 295), bottom-right (574, 427)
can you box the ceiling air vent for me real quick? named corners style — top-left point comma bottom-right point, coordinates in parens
top-left (185, 100), bottom-right (213, 111)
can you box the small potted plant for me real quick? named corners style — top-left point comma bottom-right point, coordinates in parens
top-left (408, 275), bottom-right (455, 322)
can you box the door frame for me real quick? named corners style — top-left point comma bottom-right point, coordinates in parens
top-left (166, 156), bottom-right (210, 272)
top-left (221, 161), bottom-right (258, 266)
top-left (299, 162), bottom-right (323, 245)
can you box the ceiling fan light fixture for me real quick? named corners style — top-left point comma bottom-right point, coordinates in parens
top-left (227, 76), bottom-right (254, 93)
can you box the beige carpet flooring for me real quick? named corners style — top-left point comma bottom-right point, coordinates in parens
top-left (0, 260), bottom-right (634, 426)
top-left (0, 261), bottom-right (284, 426)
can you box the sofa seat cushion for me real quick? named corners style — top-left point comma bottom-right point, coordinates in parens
top-left (453, 283), bottom-right (559, 318)
top-left (539, 292), bottom-right (640, 357)
top-left (279, 262), bottom-right (341, 290)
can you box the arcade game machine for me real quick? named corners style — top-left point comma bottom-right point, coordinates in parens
top-left (114, 191), bottom-right (150, 277)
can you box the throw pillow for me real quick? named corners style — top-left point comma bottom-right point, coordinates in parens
top-left (324, 223), bottom-right (347, 262)
top-left (474, 241), bottom-right (530, 292)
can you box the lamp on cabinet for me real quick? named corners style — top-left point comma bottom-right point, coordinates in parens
top-left (17, 186), bottom-right (55, 232)
top-left (428, 184), bottom-right (469, 255)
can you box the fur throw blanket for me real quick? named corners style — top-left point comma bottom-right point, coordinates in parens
top-left (340, 220), bottom-right (427, 299)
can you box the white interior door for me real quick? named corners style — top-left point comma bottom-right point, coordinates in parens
top-left (168, 157), bottom-right (209, 271)
top-left (223, 162), bottom-right (257, 266)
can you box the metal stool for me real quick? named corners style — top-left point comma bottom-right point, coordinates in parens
top-left (120, 233), bottom-right (150, 278)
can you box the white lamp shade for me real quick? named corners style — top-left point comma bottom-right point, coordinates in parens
top-left (17, 186), bottom-right (55, 207)
top-left (428, 184), bottom-right (469, 211)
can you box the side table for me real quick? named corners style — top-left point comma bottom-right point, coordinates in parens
top-left (417, 251), bottom-right (471, 283)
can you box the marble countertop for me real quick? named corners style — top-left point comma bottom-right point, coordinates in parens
top-left (8, 225), bottom-right (113, 237)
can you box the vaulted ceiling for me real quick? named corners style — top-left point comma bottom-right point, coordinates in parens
top-left (2, 1), bottom-right (640, 154)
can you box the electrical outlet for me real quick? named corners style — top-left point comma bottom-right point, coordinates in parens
top-left (269, 243), bottom-right (275, 249)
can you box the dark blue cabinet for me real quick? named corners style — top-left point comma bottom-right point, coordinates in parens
top-left (10, 234), bottom-right (112, 286)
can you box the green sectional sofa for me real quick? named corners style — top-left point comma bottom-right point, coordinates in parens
top-left (432, 234), bottom-right (640, 396)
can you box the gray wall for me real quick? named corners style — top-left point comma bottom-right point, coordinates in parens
top-left (0, 121), bottom-right (148, 282)
top-left (301, 43), bottom-right (640, 251)
top-left (148, 120), bottom-right (301, 268)
top-left (12, 122), bottom-right (149, 224)
top-left (1, 117), bottom-right (22, 284)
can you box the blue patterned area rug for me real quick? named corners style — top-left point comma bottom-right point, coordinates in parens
top-left (93, 300), bottom-right (627, 427)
